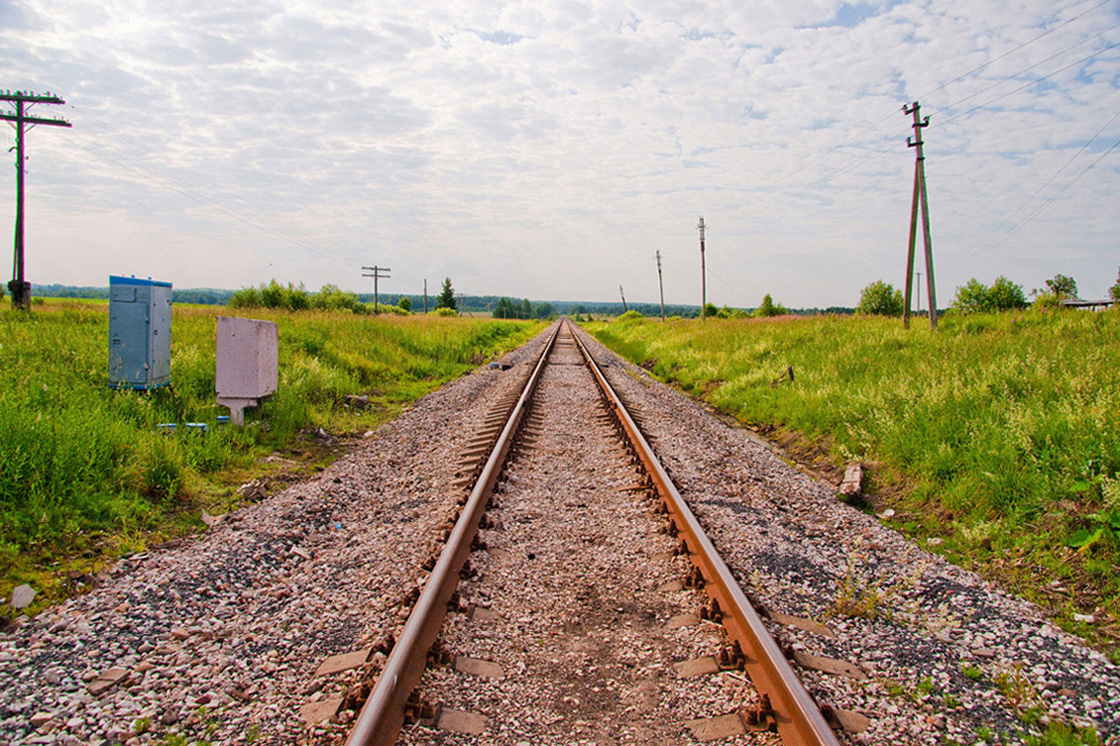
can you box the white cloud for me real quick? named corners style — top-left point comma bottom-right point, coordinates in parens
top-left (0, 0), bottom-right (1116, 306)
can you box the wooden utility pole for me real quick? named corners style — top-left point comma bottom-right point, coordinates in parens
top-left (361, 265), bottom-right (391, 314)
top-left (423, 279), bottom-right (428, 314)
top-left (1, 91), bottom-right (71, 309)
top-left (902, 101), bottom-right (937, 330)
top-left (698, 216), bottom-right (707, 322)
top-left (619, 285), bottom-right (627, 313)
top-left (656, 250), bottom-right (666, 322)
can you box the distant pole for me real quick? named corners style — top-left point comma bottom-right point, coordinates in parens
top-left (424, 279), bottom-right (428, 314)
top-left (698, 216), bottom-right (707, 322)
top-left (1, 91), bottom-right (71, 310)
top-left (656, 250), bottom-right (666, 322)
top-left (902, 101), bottom-right (937, 330)
top-left (361, 265), bottom-right (391, 314)
top-left (619, 285), bottom-right (627, 313)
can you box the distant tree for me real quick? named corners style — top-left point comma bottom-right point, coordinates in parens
top-left (951, 278), bottom-right (989, 314)
top-left (1109, 267), bottom-right (1120, 303)
top-left (987, 276), bottom-right (1028, 311)
top-left (1, 282), bottom-right (8, 301)
top-left (397, 296), bottom-right (412, 313)
top-left (227, 285), bottom-right (262, 309)
top-left (753, 294), bottom-right (787, 318)
top-left (519, 298), bottom-right (533, 319)
top-left (704, 302), bottom-right (718, 318)
top-left (494, 297), bottom-right (515, 318)
top-left (856, 280), bottom-right (904, 316)
top-left (314, 284), bottom-right (365, 313)
top-left (535, 302), bottom-right (553, 319)
top-left (1045, 274), bottom-right (1078, 301)
top-left (436, 277), bottom-right (457, 311)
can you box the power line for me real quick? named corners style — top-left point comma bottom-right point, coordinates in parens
top-left (917, 0), bottom-right (1117, 102)
top-left (955, 109), bottom-right (1120, 267)
top-left (930, 29), bottom-right (1120, 121)
top-left (967, 135), bottom-right (1120, 263)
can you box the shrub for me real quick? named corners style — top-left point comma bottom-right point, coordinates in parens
top-left (432, 307), bottom-right (458, 317)
top-left (857, 280), bottom-right (903, 316)
top-left (952, 278), bottom-right (990, 314)
top-left (398, 296), bottom-right (412, 313)
top-left (229, 281), bottom-right (310, 312)
top-left (314, 284), bottom-right (366, 313)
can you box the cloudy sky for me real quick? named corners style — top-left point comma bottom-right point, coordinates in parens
top-left (2, 0), bottom-right (1118, 308)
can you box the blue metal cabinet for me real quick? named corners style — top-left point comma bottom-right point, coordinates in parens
top-left (108, 275), bottom-right (173, 389)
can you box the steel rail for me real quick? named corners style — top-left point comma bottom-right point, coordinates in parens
top-left (570, 321), bottom-right (841, 746)
top-left (345, 321), bottom-right (562, 746)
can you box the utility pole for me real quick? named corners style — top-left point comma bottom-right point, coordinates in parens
top-left (902, 101), bottom-right (937, 330)
top-left (1, 90), bottom-right (71, 310)
top-left (656, 250), bottom-right (666, 323)
top-left (423, 279), bottom-right (428, 314)
top-left (361, 265), bottom-right (391, 314)
top-left (619, 285), bottom-right (627, 314)
top-left (698, 216), bottom-right (707, 323)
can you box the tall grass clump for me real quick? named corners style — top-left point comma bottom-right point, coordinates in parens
top-left (0, 300), bottom-right (540, 605)
top-left (587, 309), bottom-right (1120, 653)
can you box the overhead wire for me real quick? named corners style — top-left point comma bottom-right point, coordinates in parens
top-left (954, 109), bottom-right (1120, 267)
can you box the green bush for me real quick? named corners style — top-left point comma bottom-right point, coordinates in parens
top-left (856, 280), bottom-right (903, 316)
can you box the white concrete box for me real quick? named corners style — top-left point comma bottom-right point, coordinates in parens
top-left (215, 316), bottom-right (278, 423)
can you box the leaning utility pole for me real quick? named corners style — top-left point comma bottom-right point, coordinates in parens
top-left (656, 250), bottom-right (666, 322)
top-left (698, 216), bottom-right (707, 323)
top-left (902, 101), bottom-right (937, 330)
top-left (619, 285), bottom-right (627, 314)
top-left (361, 265), bottom-right (391, 314)
top-left (1, 90), bottom-right (71, 309)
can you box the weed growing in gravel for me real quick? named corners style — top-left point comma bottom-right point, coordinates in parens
top-left (962, 664), bottom-right (984, 680)
top-left (994, 662), bottom-right (1044, 719)
top-left (831, 551), bottom-right (883, 619)
top-left (0, 300), bottom-right (540, 610)
top-left (586, 309), bottom-right (1120, 657)
top-left (1021, 721), bottom-right (1100, 746)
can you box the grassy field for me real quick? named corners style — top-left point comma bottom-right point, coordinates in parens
top-left (0, 299), bottom-right (541, 610)
top-left (587, 308), bottom-right (1120, 658)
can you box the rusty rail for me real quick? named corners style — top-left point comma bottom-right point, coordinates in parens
top-left (570, 321), bottom-right (840, 746)
top-left (345, 322), bottom-right (561, 746)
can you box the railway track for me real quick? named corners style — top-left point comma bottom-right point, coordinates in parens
top-left (346, 320), bottom-right (845, 745)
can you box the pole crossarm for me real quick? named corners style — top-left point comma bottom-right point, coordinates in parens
top-left (361, 265), bottom-right (391, 315)
top-left (0, 92), bottom-right (66, 104)
top-left (0, 113), bottom-right (71, 127)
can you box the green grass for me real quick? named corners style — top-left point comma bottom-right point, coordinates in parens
top-left (0, 299), bottom-right (541, 609)
top-left (586, 308), bottom-right (1120, 657)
